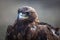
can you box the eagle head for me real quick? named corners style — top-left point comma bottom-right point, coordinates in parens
top-left (17, 6), bottom-right (39, 23)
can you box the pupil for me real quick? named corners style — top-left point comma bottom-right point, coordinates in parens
top-left (26, 12), bottom-right (29, 16)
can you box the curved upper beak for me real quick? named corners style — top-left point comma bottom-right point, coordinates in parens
top-left (18, 12), bottom-right (28, 19)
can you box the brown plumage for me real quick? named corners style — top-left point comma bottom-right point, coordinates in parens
top-left (5, 6), bottom-right (60, 40)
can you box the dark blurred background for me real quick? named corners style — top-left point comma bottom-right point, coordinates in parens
top-left (0, 0), bottom-right (60, 40)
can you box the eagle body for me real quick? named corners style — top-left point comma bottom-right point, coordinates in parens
top-left (5, 22), bottom-right (59, 40)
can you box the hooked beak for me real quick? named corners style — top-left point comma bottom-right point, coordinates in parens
top-left (18, 12), bottom-right (28, 19)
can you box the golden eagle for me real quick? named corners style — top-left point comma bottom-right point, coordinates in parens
top-left (5, 6), bottom-right (60, 40)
